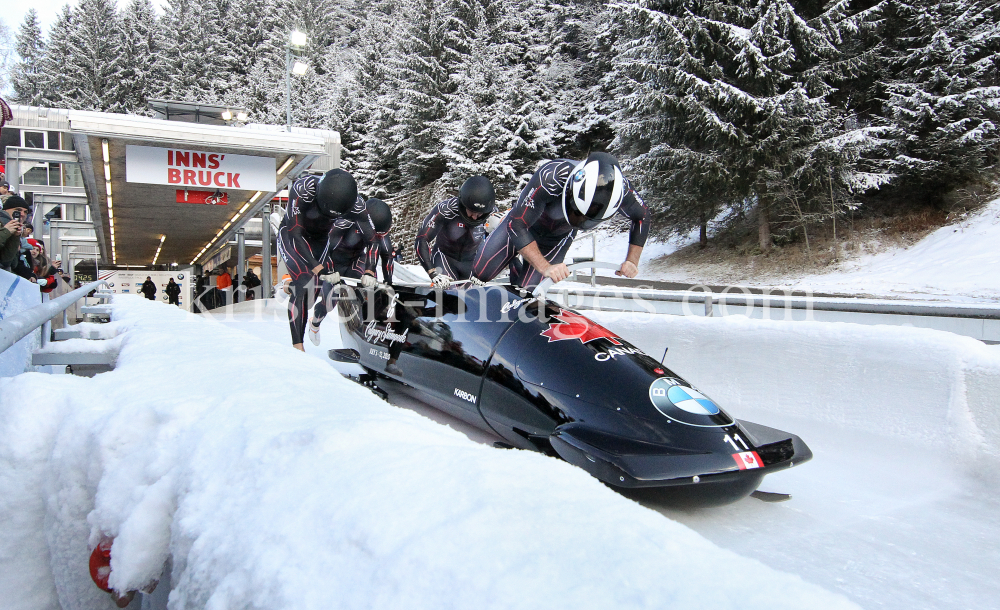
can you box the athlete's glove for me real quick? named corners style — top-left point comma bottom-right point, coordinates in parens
top-left (431, 274), bottom-right (453, 289)
top-left (361, 273), bottom-right (377, 288)
top-left (319, 272), bottom-right (341, 285)
top-left (469, 276), bottom-right (487, 287)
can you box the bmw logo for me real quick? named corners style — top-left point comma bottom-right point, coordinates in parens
top-left (648, 378), bottom-right (732, 427)
top-left (177, 273), bottom-right (185, 279)
top-left (574, 169), bottom-right (586, 182)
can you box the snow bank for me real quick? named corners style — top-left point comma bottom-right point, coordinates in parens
top-left (786, 197), bottom-right (1000, 300)
top-left (590, 311), bottom-right (1000, 465)
top-left (0, 295), bottom-right (858, 610)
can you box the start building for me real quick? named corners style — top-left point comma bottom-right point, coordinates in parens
top-left (2, 100), bottom-right (339, 307)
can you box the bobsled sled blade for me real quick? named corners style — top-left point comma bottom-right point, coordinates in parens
top-left (328, 348), bottom-right (361, 363)
top-left (493, 441), bottom-right (515, 450)
top-left (750, 490), bottom-right (792, 503)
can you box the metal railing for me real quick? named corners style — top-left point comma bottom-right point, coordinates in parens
top-left (0, 280), bottom-right (108, 354)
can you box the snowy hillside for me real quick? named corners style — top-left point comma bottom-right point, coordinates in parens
top-left (578, 197), bottom-right (1000, 303)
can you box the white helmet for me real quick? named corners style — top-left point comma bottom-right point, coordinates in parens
top-left (484, 211), bottom-right (506, 234)
top-left (561, 152), bottom-right (626, 230)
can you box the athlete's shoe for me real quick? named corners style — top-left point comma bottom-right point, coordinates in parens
top-left (308, 321), bottom-right (322, 346)
top-left (385, 362), bottom-right (403, 376)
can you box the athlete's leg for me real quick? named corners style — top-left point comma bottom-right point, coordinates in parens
top-left (431, 249), bottom-right (473, 280)
top-left (471, 216), bottom-right (518, 282)
top-left (288, 274), bottom-right (320, 346)
top-left (278, 226), bottom-right (324, 350)
top-left (516, 233), bottom-right (575, 290)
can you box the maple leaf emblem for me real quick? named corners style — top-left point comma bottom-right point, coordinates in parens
top-left (540, 309), bottom-right (623, 345)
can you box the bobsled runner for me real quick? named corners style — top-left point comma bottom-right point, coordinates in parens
top-left (329, 268), bottom-right (811, 506)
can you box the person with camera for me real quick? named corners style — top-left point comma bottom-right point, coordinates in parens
top-left (1, 195), bottom-right (31, 273)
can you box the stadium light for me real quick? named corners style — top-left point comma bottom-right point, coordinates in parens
top-left (286, 30), bottom-right (309, 131)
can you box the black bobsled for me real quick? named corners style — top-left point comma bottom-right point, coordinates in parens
top-left (335, 282), bottom-right (812, 506)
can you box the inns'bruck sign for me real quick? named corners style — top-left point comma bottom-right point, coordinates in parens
top-left (125, 145), bottom-right (276, 192)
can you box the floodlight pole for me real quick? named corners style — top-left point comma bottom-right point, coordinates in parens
top-left (261, 204), bottom-right (272, 298)
top-left (285, 45), bottom-right (292, 132)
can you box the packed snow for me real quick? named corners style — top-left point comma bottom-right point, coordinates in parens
top-left (0, 295), bottom-right (861, 610)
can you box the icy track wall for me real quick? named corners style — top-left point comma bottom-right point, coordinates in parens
top-left (590, 311), bottom-right (1000, 465)
top-left (0, 296), bottom-right (859, 610)
top-left (0, 268), bottom-right (42, 376)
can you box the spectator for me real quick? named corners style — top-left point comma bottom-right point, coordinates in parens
top-left (216, 266), bottom-right (232, 305)
top-left (1, 194), bottom-right (28, 271)
top-left (22, 222), bottom-right (33, 239)
top-left (0, 181), bottom-right (11, 204)
top-left (166, 277), bottom-right (181, 306)
top-left (28, 238), bottom-right (57, 293)
top-left (242, 267), bottom-right (261, 299)
top-left (1, 195), bottom-right (33, 277)
top-left (141, 276), bottom-right (157, 300)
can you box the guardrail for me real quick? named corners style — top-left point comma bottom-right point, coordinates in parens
top-left (539, 282), bottom-right (1000, 343)
top-left (0, 280), bottom-right (109, 354)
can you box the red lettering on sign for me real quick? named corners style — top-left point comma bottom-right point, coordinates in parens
top-left (168, 168), bottom-right (181, 183)
top-left (214, 171), bottom-right (226, 187)
top-left (208, 154), bottom-right (220, 169)
top-left (229, 173), bottom-right (241, 188)
top-left (167, 150), bottom-right (173, 165)
top-left (192, 153), bottom-right (206, 168)
top-left (175, 151), bottom-right (189, 167)
top-left (197, 170), bottom-right (211, 186)
top-left (183, 169), bottom-right (196, 185)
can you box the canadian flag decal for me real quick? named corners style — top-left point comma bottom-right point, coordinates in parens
top-left (540, 309), bottom-right (623, 345)
top-left (732, 451), bottom-right (763, 470)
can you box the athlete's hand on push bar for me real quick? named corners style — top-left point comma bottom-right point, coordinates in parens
top-left (543, 263), bottom-right (570, 283)
top-left (616, 260), bottom-right (638, 278)
top-left (319, 271), bottom-right (341, 285)
top-left (431, 274), bottom-right (453, 289)
top-left (361, 273), bottom-right (378, 288)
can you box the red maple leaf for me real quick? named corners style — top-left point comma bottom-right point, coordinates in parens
top-left (540, 309), bottom-right (623, 345)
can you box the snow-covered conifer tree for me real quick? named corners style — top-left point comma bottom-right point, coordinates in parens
top-left (112, 0), bottom-right (161, 114)
top-left (57, 0), bottom-right (122, 111)
top-left (883, 0), bottom-right (1000, 205)
top-left (609, 0), bottom-right (875, 249)
top-left (10, 9), bottom-right (45, 106)
top-left (157, 0), bottom-right (232, 103)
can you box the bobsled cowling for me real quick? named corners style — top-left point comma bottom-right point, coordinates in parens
top-left (344, 284), bottom-right (811, 505)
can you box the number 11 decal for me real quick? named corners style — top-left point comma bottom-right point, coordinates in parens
top-left (723, 433), bottom-right (750, 452)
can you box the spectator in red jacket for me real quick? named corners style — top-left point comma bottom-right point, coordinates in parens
top-left (28, 238), bottom-right (57, 293)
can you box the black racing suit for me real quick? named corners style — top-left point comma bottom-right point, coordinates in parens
top-left (277, 175), bottom-right (394, 345)
top-left (471, 159), bottom-right (650, 289)
top-left (414, 197), bottom-right (486, 280)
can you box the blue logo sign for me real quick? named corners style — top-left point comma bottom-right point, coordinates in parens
top-left (649, 378), bottom-right (721, 418)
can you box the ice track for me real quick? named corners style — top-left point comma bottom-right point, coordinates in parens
top-left (216, 300), bottom-right (1000, 610)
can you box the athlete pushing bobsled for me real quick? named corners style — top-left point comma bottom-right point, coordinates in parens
top-left (277, 169), bottom-right (393, 350)
top-left (471, 152), bottom-right (650, 289)
top-left (414, 176), bottom-right (495, 288)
